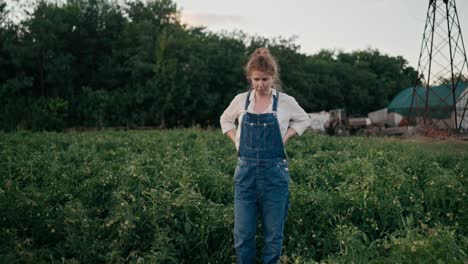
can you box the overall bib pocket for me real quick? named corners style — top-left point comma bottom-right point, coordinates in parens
top-left (241, 121), bottom-right (277, 151)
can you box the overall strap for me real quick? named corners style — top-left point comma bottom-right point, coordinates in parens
top-left (244, 90), bottom-right (252, 110)
top-left (273, 91), bottom-right (279, 112)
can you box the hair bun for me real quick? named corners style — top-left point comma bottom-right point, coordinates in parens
top-left (254, 47), bottom-right (270, 56)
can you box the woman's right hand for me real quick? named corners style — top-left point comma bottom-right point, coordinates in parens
top-left (226, 129), bottom-right (237, 145)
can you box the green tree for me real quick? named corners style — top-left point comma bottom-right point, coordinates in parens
top-left (0, 0), bottom-right (421, 130)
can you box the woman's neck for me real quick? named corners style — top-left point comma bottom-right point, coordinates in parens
top-left (255, 89), bottom-right (272, 101)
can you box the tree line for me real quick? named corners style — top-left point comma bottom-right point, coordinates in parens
top-left (0, 0), bottom-right (420, 131)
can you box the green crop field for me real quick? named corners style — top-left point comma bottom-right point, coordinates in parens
top-left (0, 130), bottom-right (466, 263)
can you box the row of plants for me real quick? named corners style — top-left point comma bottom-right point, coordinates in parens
top-left (0, 130), bottom-right (466, 263)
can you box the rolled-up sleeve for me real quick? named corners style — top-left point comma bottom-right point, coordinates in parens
top-left (220, 94), bottom-right (241, 134)
top-left (288, 97), bottom-right (311, 136)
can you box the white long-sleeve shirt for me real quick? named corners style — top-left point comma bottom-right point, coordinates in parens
top-left (220, 89), bottom-right (311, 150)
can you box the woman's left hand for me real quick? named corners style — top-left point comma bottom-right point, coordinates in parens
top-left (283, 127), bottom-right (297, 145)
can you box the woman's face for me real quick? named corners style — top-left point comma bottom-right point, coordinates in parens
top-left (250, 70), bottom-right (273, 96)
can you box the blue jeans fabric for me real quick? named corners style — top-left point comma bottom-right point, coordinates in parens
top-left (234, 158), bottom-right (291, 264)
top-left (234, 91), bottom-right (291, 264)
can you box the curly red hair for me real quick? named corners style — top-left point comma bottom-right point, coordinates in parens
top-left (245, 47), bottom-right (281, 89)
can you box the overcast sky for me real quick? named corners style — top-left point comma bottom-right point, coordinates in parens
top-left (174, 0), bottom-right (468, 69)
top-left (4, 0), bottom-right (468, 70)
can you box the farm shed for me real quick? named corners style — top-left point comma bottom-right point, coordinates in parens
top-left (455, 88), bottom-right (468, 131)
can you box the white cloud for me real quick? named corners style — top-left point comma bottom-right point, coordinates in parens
top-left (180, 12), bottom-right (244, 27)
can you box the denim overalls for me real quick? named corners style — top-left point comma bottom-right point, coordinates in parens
top-left (234, 90), bottom-right (291, 264)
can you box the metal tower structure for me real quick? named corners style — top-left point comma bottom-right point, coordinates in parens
top-left (409, 0), bottom-right (468, 133)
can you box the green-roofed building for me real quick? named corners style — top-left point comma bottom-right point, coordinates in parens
top-left (388, 82), bottom-right (468, 130)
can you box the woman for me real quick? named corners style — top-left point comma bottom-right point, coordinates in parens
top-left (220, 47), bottom-right (311, 264)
